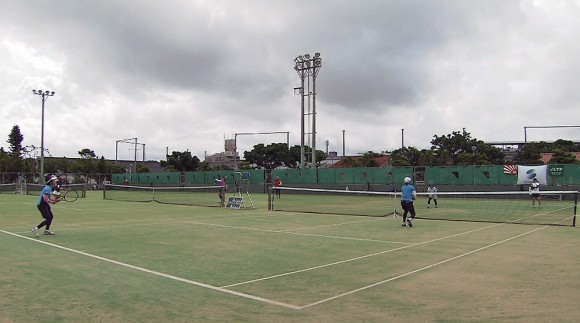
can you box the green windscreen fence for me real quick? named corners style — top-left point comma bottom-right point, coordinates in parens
top-left (272, 167), bottom-right (413, 185)
top-left (111, 165), bottom-right (580, 186)
top-left (113, 170), bottom-right (265, 186)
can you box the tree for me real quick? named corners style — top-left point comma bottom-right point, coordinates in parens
top-left (284, 145), bottom-right (303, 169)
top-left (160, 151), bottom-right (200, 171)
top-left (7, 125), bottom-right (24, 157)
top-left (243, 143), bottom-right (326, 169)
top-left (244, 143), bottom-right (287, 169)
top-left (108, 163), bottom-right (127, 174)
top-left (4, 125), bottom-right (24, 172)
top-left (429, 130), bottom-right (504, 166)
top-left (78, 148), bottom-right (97, 174)
top-left (549, 148), bottom-right (578, 164)
top-left (136, 164), bottom-right (150, 173)
top-left (515, 143), bottom-right (544, 165)
top-left (360, 151), bottom-right (381, 167)
top-left (341, 156), bottom-right (360, 168)
top-left (195, 160), bottom-right (213, 171)
top-left (96, 157), bottom-right (108, 174)
top-left (390, 147), bottom-right (433, 166)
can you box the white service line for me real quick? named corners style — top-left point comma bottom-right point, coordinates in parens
top-left (0, 229), bottom-right (301, 310)
top-left (221, 223), bottom-right (504, 288)
top-left (277, 218), bottom-right (383, 232)
top-left (298, 223), bottom-right (552, 309)
top-left (180, 220), bottom-right (412, 245)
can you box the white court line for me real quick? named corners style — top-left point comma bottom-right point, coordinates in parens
top-left (0, 229), bottom-right (301, 310)
top-left (221, 223), bottom-right (504, 288)
top-left (180, 220), bottom-right (412, 245)
top-left (277, 218), bottom-right (383, 232)
top-left (298, 222), bottom-right (557, 309)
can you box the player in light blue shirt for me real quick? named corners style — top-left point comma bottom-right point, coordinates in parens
top-left (400, 177), bottom-right (416, 227)
top-left (32, 175), bottom-right (60, 237)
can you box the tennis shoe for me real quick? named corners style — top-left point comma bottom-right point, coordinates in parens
top-left (407, 219), bottom-right (413, 227)
top-left (32, 227), bottom-right (39, 237)
top-left (401, 222), bottom-right (407, 227)
top-left (43, 230), bottom-right (55, 236)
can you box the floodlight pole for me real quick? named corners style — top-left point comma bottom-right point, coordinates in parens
top-left (342, 129), bottom-right (346, 157)
top-left (523, 125), bottom-right (580, 145)
top-left (294, 53), bottom-right (322, 169)
top-left (116, 138), bottom-right (141, 172)
top-left (32, 89), bottom-right (55, 181)
top-left (472, 146), bottom-right (477, 186)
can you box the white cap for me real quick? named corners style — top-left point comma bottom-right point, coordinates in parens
top-left (46, 175), bottom-right (58, 184)
top-left (404, 177), bottom-right (412, 184)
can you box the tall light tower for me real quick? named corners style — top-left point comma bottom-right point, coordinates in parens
top-left (32, 89), bottom-right (55, 181)
top-left (294, 52), bottom-right (322, 169)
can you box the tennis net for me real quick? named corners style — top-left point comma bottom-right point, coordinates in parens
top-left (271, 187), bottom-right (578, 226)
top-left (103, 184), bottom-right (224, 207)
top-left (0, 183), bottom-right (16, 194)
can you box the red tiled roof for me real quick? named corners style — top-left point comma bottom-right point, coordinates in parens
top-left (540, 152), bottom-right (580, 164)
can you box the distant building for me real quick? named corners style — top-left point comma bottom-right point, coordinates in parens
top-left (205, 139), bottom-right (239, 169)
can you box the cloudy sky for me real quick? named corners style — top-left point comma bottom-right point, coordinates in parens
top-left (1, 0), bottom-right (579, 163)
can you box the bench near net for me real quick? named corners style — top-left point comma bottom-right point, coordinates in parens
top-left (103, 184), bottom-right (223, 207)
top-left (270, 187), bottom-right (577, 227)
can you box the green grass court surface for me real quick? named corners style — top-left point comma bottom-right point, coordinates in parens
top-left (1, 191), bottom-right (579, 322)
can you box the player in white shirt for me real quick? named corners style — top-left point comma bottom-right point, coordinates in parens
top-left (427, 184), bottom-right (438, 208)
top-left (530, 178), bottom-right (541, 208)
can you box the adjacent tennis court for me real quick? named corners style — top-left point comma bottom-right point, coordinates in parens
top-left (1, 190), bottom-right (578, 322)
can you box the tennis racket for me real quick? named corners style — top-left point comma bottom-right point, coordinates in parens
top-left (60, 190), bottom-right (78, 202)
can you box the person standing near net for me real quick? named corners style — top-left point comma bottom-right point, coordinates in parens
top-left (32, 175), bottom-right (60, 237)
top-left (427, 184), bottom-right (438, 208)
top-left (274, 176), bottom-right (282, 198)
top-left (530, 178), bottom-right (542, 208)
top-left (216, 176), bottom-right (227, 207)
top-left (400, 177), bottom-right (417, 227)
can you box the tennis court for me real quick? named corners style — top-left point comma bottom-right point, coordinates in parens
top-left (1, 190), bottom-right (579, 322)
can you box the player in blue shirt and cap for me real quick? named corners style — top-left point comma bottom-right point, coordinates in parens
top-left (400, 176), bottom-right (417, 227)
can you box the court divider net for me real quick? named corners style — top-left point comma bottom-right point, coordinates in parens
top-left (0, 183), bottom-right (16, 194)
top-left (103, 184), bottom-right (223, 207)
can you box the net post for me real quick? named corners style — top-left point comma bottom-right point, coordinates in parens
top-left (267, 185), bottom-right (273, 211)
top-left (573, 192), bottom-right (578, 227)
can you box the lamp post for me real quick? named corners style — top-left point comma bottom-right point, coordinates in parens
top-left (32, 89), bottom-right (55, 181)
top-left (342, 129), bottom-right (346, 158)
top-left (294, 52), bottom-right (322, 169)
top-left (472, 146), bottom-right (477, 186)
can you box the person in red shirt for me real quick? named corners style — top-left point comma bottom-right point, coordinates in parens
top-left (274, 176), bottom-right (282, 198)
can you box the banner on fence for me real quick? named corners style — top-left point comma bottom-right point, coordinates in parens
top-left (517, 165), bottom-right (548, 185)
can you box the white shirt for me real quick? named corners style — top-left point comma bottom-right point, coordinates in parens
top-left (531, 182), bottom-right (540, 192)
top-left (427, 186), bottom-right (438, 198)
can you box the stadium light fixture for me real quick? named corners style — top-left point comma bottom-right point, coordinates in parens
top-left (32, 89), bottom-right (56, 182)
top-left (293, 52), bottom-right (322, 169)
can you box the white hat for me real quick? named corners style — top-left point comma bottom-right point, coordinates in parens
top-left (404, 177), bottom-right (412, 184)
top-left (46, 175), bottom-right (58, 184)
